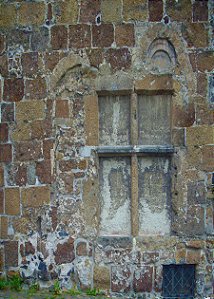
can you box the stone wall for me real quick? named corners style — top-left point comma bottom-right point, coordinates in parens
top-left (0, 0), bottom-right (213, 297)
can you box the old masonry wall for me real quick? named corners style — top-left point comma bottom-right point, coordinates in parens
top-left (0, 0), bottom-right (214, 297)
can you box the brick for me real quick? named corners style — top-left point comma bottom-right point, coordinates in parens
top-left (123, 0), bottom-right (148, 22)
top-left (1, 103), bottom-right (14, 123)
top-left (105, 48), bottom-right (131, 71)
top-left (19, 2), bottom-right (45, 26)
top-left (16, 101), bottom-right (46, 123)
top-left (193, 0), bottom-right (208, 22)
top-left (84, 95), bottom-right (99, 146)
top-left (43, 139), bottom-right (54, 160)
top-left (80, 0), bottom-right (100, 23)
top-left (3, 78), bottom-right (24, 102)
top-left (172, 104), bottom-right (195, 127)
top-left (46, 3), bottom-right (53, 25)
top-left (111, 266), bottom-right (132, 292)
top-left (186, 250), bottom-right (201, 264)
top-left (22, 52), bottom-right (38, 77)
top-left (0, 123), bottom-right (9, 143)
top-left (55, 0), bottom-right (78, 24)
top-left (25, 241), bottom-right (35, 256)
top-left (201, 145), bottom-right (214, 172)
top-left (0, 34), bottom-right (6, 55)
top-left (31, 27), bottom-right (49, 52)
top-left (92, 24), bottom-right (114, 47)
top-left (69, 25), bottom-right (91, 49)
top-left (36, 160), bottom-right (52, 184)
top-left (166, 0), bottom-right (192, 22)
top-left (5, 241), bottom-right (18, 267)
top-left (31, 120), bottom-right (45, 140)
top-left (101, 0), bottom-right (122, 23)
top-left (0, 166), bottom-right (4, 187)
top-left (59, 160), bottom-right (77, 171)
top-left (76, 241), bottom-right (87, 256)
top-left (59, 173), bottom-right (73, 193)
top-left (189, 52), bottom-right (197, 72)
top-left (22, 186), bottom-right (50, 208)
top-left (86, 48), bottom-right (103, 67)
top-left (51, 25), bottom-right (68, 50)
top-left (0, 217), bottom-right (8, 239)
top-left (186, 126), bottom-right (214, 146)
top-left (5, 188), bottom-right (20, 216)
top-left (0, 189), bottom-right (4, 214)
top-left (182, 23), bottom-right (208, 48)
top-left (149, 0), bottom-right (163, 22)
top-left (115, 24), bottom-right (135, 47)
top-left (0, 144), bottom-right (12, 163)
top-left (55, 100), bottom-right (69, 118)
top-left (197, 52), bottom-right (214, 72)
top-left (54, 237), bottom-right (75, 265)
top-left (15, 141), bottom-right (43, 161)
top-left (15, 164), bottom-right (27, 186)
top-left (133, 266), bottom-right (153, 292)
top-left (94, 265), bottom-right (110, 289)
top-left (44, 51), bottom-right (60, 72)
top-left (25, 77), bottom-right (47, 100)
top-left (0, 4), bottom-right (17, 28)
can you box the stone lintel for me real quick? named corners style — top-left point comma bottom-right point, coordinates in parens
top-left (97, 145), bottom-right (174, 155)
top-left (135, 75), bottom-right (174, 95)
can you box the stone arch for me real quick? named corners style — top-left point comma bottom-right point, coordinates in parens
top-left (147, 38), bottom-right (177, 73)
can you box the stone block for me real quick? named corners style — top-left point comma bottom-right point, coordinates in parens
top-left (123, 0), bottom-right (148, 22)
top-left (0, 248), bottom-right (4, 271)
top-left (182, 23), bottom-right (208, 48)
top-left (55, 0), bottom-right (78, 24)
top-left (135, 75), bottom-right (173, 94)
top-left (143, 251), bottom-right (159, 263)
top-left (51, 25), bottom-right (68, 50)
top-left (55, 100), bottom-right (69, 118)
top-left (0, 55), bottom-right (8, 77)
top-left (0, 217), bottom-right (8, 239)
top-left (0, 144), bottom-right (12, 163)
top-left (59, 173), bottom-right (74, 194)
top-left (0, 167), bottom-right (4, 187)
top-left (44, 52), bottom-right (60, 72)
top-left (15, 141), bottom-right (43, 161)
top-left (86, 48), bottom-right (104, 67)
top-left (22, 186), bottom-right (50, 208)
top-left (54, 237), bottom-right (74, 265)
top-left (186, 240), bottom-right (205, 249)
top-left (111, 266), bottom-right (132, 292)
top-left (172, 128), bottom-right (185, 146)
top-left (0, 189), bottom-right (4, 214)
top-left (11, 123), bottom-right (31, 142)
top-left (5, 188), bottom-right (20, 216)
top-left (187, 181), bottom-right (206, 204)
top-left (94, 265), bottom-right (110, 290)
top-left (21, 52), bottom-right (38, 77)
top-left (186, 126), bottom-right (214, 146)
top-left (15, 164), bottom-right (27, 186)
top-left (80, 0), bottom-right (100, 23)
top-left (43, 139), bottom-right (54, 160)
top-left (36, 160), bottom-right (52, 184)
top-left (69, 25), bottom-right (91, 49)
top-left (18, 2), bottom-right (45, 26)
top-left (193, 0), bottom-right (208, 22)
top-left (4, 241), bottom-right (18, 267)
top-left (115, 24), bottom-right (135, 47)
top-left (0, 123), bottom-right (8, 143)
top-left (201, 145), bottom-right (214, 172)
top-left (101, 0), bottom-right (122, 23)
top-left (92, 24), bottom-right (114, 47)
top-left (31, 27), bottom-right (49, 52)
top-left (148, 0), bottom-right (163, 22)
top-left (172, 103), bottom-right (195, 127)
top-left (25, 77), bottom-right (47, 100)
top-left (185, 206), bottom-right (205, 236)
top-left (1, 103), bottom-right (14, 123)
top-left (134, 266), bottom-right (153, 292)
top-left (16, 100), bottom-right (46, 123)
top-left (175, 248), bottom-right (186, 263)
top-left (186, 250), bottom-right (201, 264)
top-left (105, 48), bottom-right (131, 71)
top-left (208, 74), bottom-right (214, 104)
top-left (197, 73), bottom-right (207, 97)
top-left (84, 95), bottom-right (99, 146)
top-left (3, 78), bottom-right (24, 102)
top-left (0, 34), bottom-right (6, 55)
top-left (166, 0), bottom-right (192, 22)
top-left (197, 52), bottom-right (214, 72)
top-left (0, 4), bottom-right (17, 28)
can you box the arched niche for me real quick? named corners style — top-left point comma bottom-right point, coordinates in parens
top-left (147, 38), bottom-right (177, 74)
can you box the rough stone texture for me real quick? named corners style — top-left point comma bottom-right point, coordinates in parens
top-left (3, 78), bottom-right (24, 102)
top-left (94, 265), bottom-right (110, 289)
top-left (115, 24), bottom-right (135, 47)
top-left (0, 4), bottom-right (17, 28)
top-left (0, 123), bottom-right (8, 143)
top-left (25, 77), bottom-right (47, 100)
top-left (92, 24), bottom-right (114, 47)
top-left (166, 0), bottom-right (192, 22)
top-left (148, 0), bottom-right (163, 22)
top-left (80, 0), bottom-right (100, 24)
top-left (21, 186), bottom-right (50, 208)
top-left (193, 0), bottom-right (208, 22)
top-left (54, 237), bottom-right (75, 265)
top-left (51, 26), bottom-right (68, 50)
top-left (4, 241), bottom-right (18, 267)
top-left (55, 0), bottom-right (78, 24)
top-left (18, 2), bottom-right (45, 26)
top-left (0, 144), bottom-right (12, 163)
top-left (55, 100), bottom-right (69, 118)
top-left (123, 0), bottom-right (148, 22)
top-left (69, 25), bottom-right (91, 49)
top-left (101, 0), bottom-right (122, 23)
top-left (134, 266), bottom-right (153, 292)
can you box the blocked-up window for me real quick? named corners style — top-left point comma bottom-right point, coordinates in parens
top-left (98, 92), bottom-right (173, 236)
